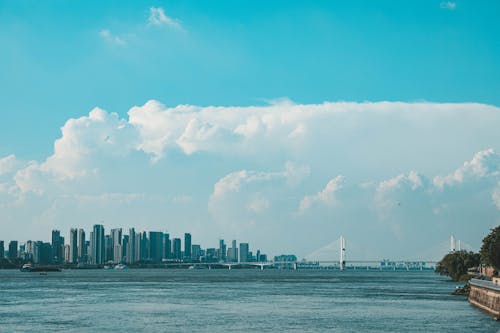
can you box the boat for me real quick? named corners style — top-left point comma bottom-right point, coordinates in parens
top-left (114, 264), bottom-right (128, 270)
top-left (20, 263), bottom-right (61, 272)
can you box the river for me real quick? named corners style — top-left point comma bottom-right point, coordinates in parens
top-left (0, 269), bottom-right (498, 332)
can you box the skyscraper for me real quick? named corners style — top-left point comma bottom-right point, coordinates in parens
top-left (8, 241), bottom-right (18, 259)
top-left (105, 235), bottom-right (113, 262)
top-left (227, 240), bottom-right (238, 262)
top-left (149, 232), bottom-right (164, 262)
top-left (77, 228), bottom-right (86, 263)
top-left (110, 228), bottom-right (122, 263)
top-left (91, 224), bottom-right (105, 265)
top-left (33, 241), bottom-right (52, 264)
top-left (127, 228), bottom-right (136, 264)
top-left (172, 238), bottom-right (181, 260)
top-left (184, 233), bottom-right (192, 260)
top-left (51, 230), bottom-right (63, 263)
top-left (163, 233), bottom-right (171, 259)
top-left (0, 240), bottom-right (4, 258)
top-left (239, 243), bottom-right (249, 263)
top-left (219, 239), bottom-right (226, 262)
top-left (69, 228), bottom-right (78, 264)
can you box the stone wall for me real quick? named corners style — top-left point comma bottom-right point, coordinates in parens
top-left (469, 279), bottom-right (500, 319)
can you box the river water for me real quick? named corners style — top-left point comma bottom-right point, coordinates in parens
top-left (0, 269), bottom-right (498, 332)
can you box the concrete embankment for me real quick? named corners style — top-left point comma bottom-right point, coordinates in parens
top-left (469, 278), bottom-right (500, 319)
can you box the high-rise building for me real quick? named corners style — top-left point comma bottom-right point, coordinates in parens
top-left (91, 224), bottom-right (105, 265)
top-left (110, 228), bottom-right (122, 262)
top-left (149, 232), bottom-right (164, 262)
top-left (0, 240), bottom-right (4, 258)
top-left (33, 241), bottom-right (52, 264)
top-left (172, 238), bottom-right (181, 260)
top-left (184, 233), bottom-right (192, 260)
top-left (8, 241), bottom-right (18, 259)
top-left (77, 229), bottom-right (86, 263)
top-left (139, 231), bottom-right (148, 261)
top-left (219, 239), bottom-right (226, 262)
top-left (191, 244), bottom-right (201, 261)
top-left (227, 240), bottom-right (238, 262)
top-left (69, 228), bottom-right (78, 264)
top-left (64, 244), bottom-right (71, 263)
top-left (105, 235), bottom-right (113, 262)
top-left (51, 230), bottom-right (63, 263)
top-left (127, 228), bottom-right (136, 264)
top-left (239, 243), bottom-right (249, 263)
top-left (163, 233), bottom-right (171, 259)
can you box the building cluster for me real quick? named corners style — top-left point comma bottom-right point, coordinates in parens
top-left (0, 225), bottom-right (268, 266)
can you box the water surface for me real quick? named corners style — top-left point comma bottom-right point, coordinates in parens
top-left (0, 269), bottom-right (498, 332)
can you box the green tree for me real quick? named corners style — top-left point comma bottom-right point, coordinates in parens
top-left (435, 251), bottom-right (480, 282)
top-left (480, 225), bottom-right (500, 272)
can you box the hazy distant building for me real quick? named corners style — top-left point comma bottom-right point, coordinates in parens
top-left (91, 224), bottom-right (105, 265)
top-left (8, 241), bottom-right (18, 259)
top-left (33, 241), bottom-right (52, 264)
top-left (149, 232), bottom-right (164, 262)
top-left (184, 233), bottom-right (192, 260)
top-left (110, 228), bottom-right (122, 263)
top-left (172, 238), bottom-right (181, 260)
top-left (77, 229), bottom-right (86, 263)
top-left (127, 228), bottom-right (136, 264)
top-left (64, 244), bottom-right (71, 263)
top-left (191, 244), bottom-right (201, 261)
top-left (105, 235), bottom-right (113, 262)
top-left (219, 239), bottom-right (226, 262)
top-left (0, 241), bottom-right (4, 258)
top-left (51, 230), bottom-right (63, 263)
top-left (239, 243), bottom-right (249, 262)
top-left (163, 233), bottom-right (171, 259)
top-left (69, 228), bottom-right (78, 264)
top-left (227, 240), bottom-right (238, 262)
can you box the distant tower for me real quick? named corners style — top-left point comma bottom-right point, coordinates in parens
top-left (450, 235), bottom-right (456, 253)
top-left (457, 239), bottom-right (461, 252)
top-left (339, 236), bottom-right (346, 271)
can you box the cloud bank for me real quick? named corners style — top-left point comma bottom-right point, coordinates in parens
top-left (1, 100), bottom-right (499, 258)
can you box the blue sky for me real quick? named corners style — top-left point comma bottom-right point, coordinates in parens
top-left (0, 1), bottom-right (499, 259)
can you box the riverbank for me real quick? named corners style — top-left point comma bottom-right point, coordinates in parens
top-left (469, 278), bottom-right (500, 320)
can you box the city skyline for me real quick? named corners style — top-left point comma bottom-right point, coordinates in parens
top-left (0, 1), bottom-right (499, 259)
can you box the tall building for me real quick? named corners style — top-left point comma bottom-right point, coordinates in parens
top-left (126, 228), bottom-right (136, 264)
top-left (105, 235), bottom-right (113, 262)
top-left (64, 244), bottom-right (71, 263)
top-left (91, 224), bottom-right (105, 265)
top-left (110, 228), bottom-right (122, 263)
top-left (33, 241), bottom-right (52, 264)
top-left (0, 240), bottom-right (4, 258)
top-left (51, 230), bottom-right (64, 263)
top-left (239, 243), bottom-right (249, 263)
top-left (219, 239), bottom-right (226, 262)
top-left (163, 233), bottom-right (171, 259)
top-left (139, 231), bottom-right (148, 261)
top-left (172, 238), bottom-right (181, 260)
top-left (227, 240), bottom-right (238, 262)
top-left (191, 244), bottom-right (201, 261)
top-left (77, 229), bottom-right (86, 263)
top-left (184, 233), bottom-right (192, 260)
top-left (149, 232), bottom-right (164, 262)
top-left (69, 228), bottom-right (78, 264)
top-left (8, 241), bottom-right (18, 259)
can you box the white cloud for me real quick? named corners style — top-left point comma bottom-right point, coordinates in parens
top-left (99, 29), bottom-right (126, 46)
top-left (299, 176), bottom-right (344, 212)
top-left (148, 7), bottom-right (182, 30)
top-left (247, 197), bottom-right (271, 213)
top-left (440, 1), bottom-right (457, 10)
top-left (0, 155), bottom-right (18, 175)
top-left (433, 149), bottom-right (499, 189)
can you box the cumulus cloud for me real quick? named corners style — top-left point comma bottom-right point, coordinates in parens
top-left (99, 29), bottom-right (126, 46)
top-left (299, 176), bottom-right (345, 212)
top-left (433, 149), bottom-right (500, 189)
top-left (148, 7), bottom-right (182, 30)
top-left (1, 100), bottom-right (499, 256)
top-left (0, 155), bottom-right (18, 175)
